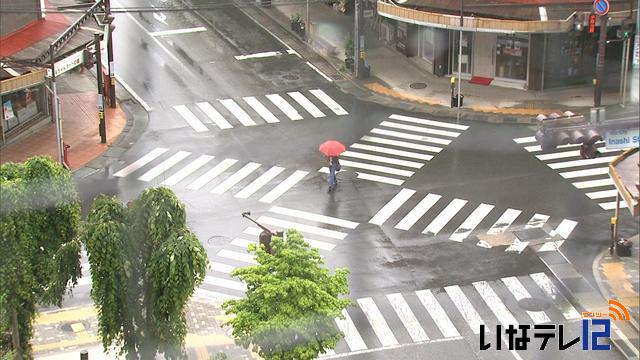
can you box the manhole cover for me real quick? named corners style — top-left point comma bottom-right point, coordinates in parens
top-left (409, 82), bottom-right (427, 89)
top-left (207, 235), bottom-right (230, 245)
top-left (283, 74), bottom-right (299, 80)
top-left (513, 228), bottom-right (548, 241)
top-left (518, 297), bottom-right (551, 311)
top-left (337, 170), bottom-right (358, 180)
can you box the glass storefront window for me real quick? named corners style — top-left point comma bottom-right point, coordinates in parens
top-left (496, 34), bottom-right (529, 80)
top-left (421, 27), bottom-right (434, 61)
top-left (451, 31), bottom-right (472, 74)
top-left (2, 84), bottom-right (46, 133)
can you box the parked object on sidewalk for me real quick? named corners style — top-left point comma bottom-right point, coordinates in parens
top-left (451, 94), bottom-right (464, 108)
top-left (616, 238), bottom-right (632, 257)
top-left (290, 14), bottom-right (305, 37)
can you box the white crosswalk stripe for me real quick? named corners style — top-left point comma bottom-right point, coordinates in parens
top-left (266, 93), bottom-right (303, 120)
top-left (473, 281), bottom-right (519, 326)
top-left (351, 143), bottom-right (434, 161)
top-left (186, 159), bottom-right (238, 190)
top-left (380, 121), bottom-right (462, 138)
top-left (194, 288), bottom-right (240, 301)
top-left (335, 309), bottom-right (367, 351)
top-left (173, 105), bottom-right (208, 132)
top-left (162, 155), bottom-right (214, 186)
top-left (395, 193), bottom-right (441, 231)
top-left (444, 285), bottom-right (485, 334)
top-left (287, 91), bottom-right (326, 118)
top-left (599, 200), bottom-right (629, 210)
top-left (210, 262), bottom-right (236, 274)
top-left (449, 203), bottom-right (494, 242)
top-left (259, 170), bottom-right (308, 203)
top-left (369, 189), bottom-right (416, 225)
top-left (318, 167), bottom-right (405, 186)
top-left (195, 102), bottom-right (233, 129)
top-left (269, 206), bottom-right (359, 228)
top-left (423, 199), bottom-right (467, 235)
top-left (547, 156), bottom-right (617, 169)
top-left (529, 273), bottom-right (581, 320)
top-left (216, 249), bottom-right (257, 265)
top-left (361, 136), bottom-right (442, 153)
top-left (357, 297), bottom-right (399, 347)
top-left (242, 96), bottom-right (280, 123)
top-left (234, 166), bottom-right (285, 199)
top-left (138, 151), bottom-right (191, 182)
top-left (550, 219), bottom-right (578, 239)
top-left (389, 114), bottom-right (469, 130)
top-left (487, 208), bottom-right (521, 235)
top-left (501, 277), bottom-right (550, 324)
top-left (370, 128), bottom-right (452, 145)
top-left (309, 89), bottom-right (348, 115)
top-left (559, 167), bottom-right (609, 179)
top-left (114, 148), bottom-right (168, 177)
top-left (525, 213), bottom-right (549, 229)
top-left (241, 228), bottom-right (338, 251)
top-left (573, 178), bottom-right (614, 189)
top-left (256, 216), bottom-right (348, 239)
top-left (416, 289), bottom-right (460, 338)
top-left (210, 162), bottom-right (261, 194)
top-left (205, 275), bottom-right (247, 292)
top-left (219, 99), bottom-right (256, 126)
top-left (586, 189), bottom-right (618, 199)
top-left (386, 293), bottom-right (430, 342)
top-left (341, 151), bottom-right (424, 168)
top-left (339, 159), bottom-right (415, 177)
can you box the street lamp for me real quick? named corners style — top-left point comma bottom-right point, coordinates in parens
top-left (241, 211), bottom-right (283, 254)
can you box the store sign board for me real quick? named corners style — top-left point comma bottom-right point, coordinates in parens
top-left (47, 50), bottom-right (84, 77)
top-left (605, 128), bottom-right (639, 149)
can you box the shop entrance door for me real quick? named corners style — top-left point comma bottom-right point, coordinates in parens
top-left (473, 32), bottom-right (496, 78)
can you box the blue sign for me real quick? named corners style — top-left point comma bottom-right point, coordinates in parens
top-left (605, 128), bottom-right (640, 149)
top-left (593, 0), bottom-right (609, 15)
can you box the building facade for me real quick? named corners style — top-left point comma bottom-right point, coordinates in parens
top-left (0, 0), bottom-right (42, 37)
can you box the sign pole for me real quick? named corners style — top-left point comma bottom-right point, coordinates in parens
top-left (95, 33), bottom-right (106, 143)
top-left (594, 14), bottom-right (607, 107)
top-left (50, 45), bottom-right (64, 165)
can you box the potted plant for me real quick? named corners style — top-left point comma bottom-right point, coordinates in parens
top-left (290, 14), bottom-right (305, 37)
top-left (344, 36), bottom-right (354, 71)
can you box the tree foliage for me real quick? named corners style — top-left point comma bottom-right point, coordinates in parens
top-left (82, 187), bottom-right (208, 359)
top-left (223, 230), bottom-right (350, 360)
top-left (0, 156), bottom-right (82, 358)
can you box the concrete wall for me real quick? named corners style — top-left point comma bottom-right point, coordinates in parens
top-left (0, 0), bottom-right (41, 37)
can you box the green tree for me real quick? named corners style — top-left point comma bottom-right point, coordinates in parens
top-left (0, 156), bottom-right (82, 359)
top-left (82, 187), bottom-right (208, 359)
top-left (223, 230), bottom-right (350, 360)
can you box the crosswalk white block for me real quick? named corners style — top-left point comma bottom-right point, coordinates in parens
top-left (415, 289), bottom-right (460, 338)
top-left (370, 128), bottom-right (451, 146)
top-left (550, 219), bottom-right (577, 239)
top-left (309, 89), bottom-right (348, 115)
top-left (162, 155), bottom-right (214, 186)
top-left (211, 162), bottom-right (262, 194)
top-left (114, 148), bottom-right (168, 177)
top-left (266, 94), bottom-right (303, 120)
top-left (138, 151), bottom-right (191, 182)
top-left (204, 275), bottom-right (247, 292)
top-left (173, 105), bottom-right (209, 132)
top-left (501, 277), bottom-right (550, 324)
top-left (351, 143), bottom-right (434, 161)
top-left (529, 273), bottom-right (581, 320)
top-left (389, 114), bottom-right (469, 131)
top-left (380, 121), bottom-right (461, 138)
top-left (269, 206), bottom-right (359, 229)
top-left (449, 203), bottom-right (494, 242)
top-left (335, 309), bottom-right (367, 351)
top-left (242, 97), bottom-right (280, 124)
top-left (361, 136), bottom-right (443, 153)
top-left (196, 102), bottom-right (233, 129)
top-left (341, 151), bottom-right (424, 169)
top-left (234, 166), bottom-right (285, 199)
top-left (287, 91), bottom-right (326, 118)
top-left (219, 99), bottom-right (257, 126)
top-left (386, 293), bottom-right (430, 342)
top-left (487, 208), bottom-right (521, 235)
top-left (423, 199), bottom-right (467, 236)
top-left (444, 285), bottom-right (485, 334)
top-left (216, 249), bottom-right (257, 265)
top-left (525, 213), bottom-right (549, 229)
top-left (395, 193), bottom-right (441, 231)
top-left (256, 216), bottom-right (347, 240)
top-left (340, 159), bottom-right (414, 177)
top-left (357, 297), bottom-right (399, 347)
top-left (259, 170), bottom-right (308, 203)
top-left (369, 189), bottom-right (416, 225)
top-left (186, 159), bottom-right (238, 190)
top-left (473, 281), bottom-right (519, 327)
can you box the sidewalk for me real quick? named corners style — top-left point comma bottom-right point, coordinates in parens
top-left (260, 3), bottom-right (634, 122)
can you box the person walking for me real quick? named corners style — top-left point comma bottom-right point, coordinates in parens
top-left (328, 156), bottom-right (341, 193)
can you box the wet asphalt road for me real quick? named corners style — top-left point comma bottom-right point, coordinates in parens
top-left (62, 1), bottom-right (636, 359)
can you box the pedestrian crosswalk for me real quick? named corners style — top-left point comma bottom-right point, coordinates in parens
top-left (324, 272), bottom-right (581, 356)
top-left (113, 148), bottom-right (309, 203)
top-left (319, 114), bottom-right (469, 186)
top-left (194, 206), bottom-right (359, 300)
top-left (513, 136), bottom-right (630, 210)
top-left (172, 89), bottom-right (348, 132)
top-left (368, 187), bottom-right (578, 253)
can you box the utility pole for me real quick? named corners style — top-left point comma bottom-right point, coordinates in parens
top-left (354, 0), bottom-right (360, 78)
top-left (306, 0), bottom-right (310, 38)
top-left (457, 0), bottom-right (463, 107)
top-left (594, 15), bottom-right (607, 107)
top-left (50, 45), bottom-right (64, 165)
top-left (105, 0), bottom-right (116, 108)
top-left (95, 33), bottom-right (106, 143)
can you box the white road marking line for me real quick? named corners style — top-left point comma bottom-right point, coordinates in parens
top-left (395, 193), bottom-right (441, 231)
top-left (357, 297), bottom-right (399, 347)
top-left (380, 121), bottom-right (461, 138)
top-left (257, 216), bottom-right (347, 240)
top-left (270, 206), bottom-right (358, 229)
top-left (487, 208), bottom-right (522, 235)
top-left (234, 51), bottom-right (282, 60)
top-left (216, 249), bottom-right (257, 265)
top-left (586, 189), bottom-right (618, 199)
top-left (529, 273), bottom-right (581, 320)
top-left (537, 241), bottom-right (565, 252)
top-left (219, 99), bottom-right (256, 126)
top-left (386, 293), bottom-right (430, 342)
top-left (114, 73), bottom-right (152, 112)
top-left (266, 94), bottom-right (303, 120)
top-left (186, 159), bottom-right (238, 190)
top-left (306, 62), bottom-right (333, 82)
top-left (341, 151), bottom-right (424, 169)
top-left (309, 89), bottom-right (347, 115)
top-left (149, 26), bottom-right (207, 36)
top-left (335, 309), bottom-right (367, 351)
top-left (138, 151), bottom-right (191, 182)
top-left (210, 262), bottom-right (236, 274)
top-left (444, 285), bottom-right (485, 334)
top-left (525, 213), bottom-right (549, 229)
top-left (194, 288), bottom-right (240, 301)
top-left (473, 281), bottom-right (519, 326)
top-left (243, 227), bottom-right (336, 251)
top-left (573, 178), bottom-right (615, 189)
top-left (524, 144), bottom-right (543, 152)
top-left (389, 114), bottom-right (469, 130)
top-left (523, 141), bottom-right (600, 152)
top-left (320, 167), bottom-right (405, 185)
top-left (535, 147), bottom-right (618, 161)
top-left (369, 189), bottom-right (416, 225)
top-left (449, 203), bottom-right (494, 242)
top-left (196, 102), bottom-right (233, 129)
top-left (204, 275), bottom-right (247, 291)
top-left (501, 277), bottom-right (550, 324)
top-left (559, 167), bottom-right (609, 179)
top-left (612, 322), bottom-right (640, 358)
top-left (211, 162), bottom-right (261, 194)
top-left (550, 219), bottom-right (578, 239)
top-left (259, 170), bottom-right (308, 203)
top-left (234, 166), bottom-right (285, 199)
top-left (287, 91), bottom-right (326, 118)
top-left (339, 160), bottom-right (414, 177)
top-left (361, 136), bottom-right (442, 153)
top-left (513, 136), bottom-right (536, 144)
top-left (415, 289), bottom-right (460, 338)
top-left (547, 156), bottom-right (617, 169)
top-left (173, 105), bottom-right (209, 132)
top-left (162, 155), bottom-right (214, 186)
top-left (599, 200), bottom-right (629, 210)
top-left (242, 97), bottom-right (280, 123)
top-left (114, 148), bottom-right (168, 177)
top-left (370, 128), bottom-right (451, 145)
top-left (423, 199), bottom-right (467, 235)
top-left (230, 237), bottom-right (256, 249)
top-left (351, 143), bottom-right (433, 161)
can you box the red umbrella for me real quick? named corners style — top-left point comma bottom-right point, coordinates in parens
top-left (319, 140), bottom-right (346, 157)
